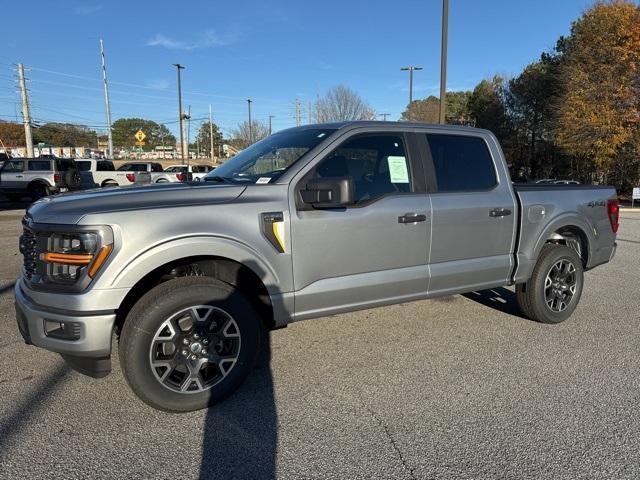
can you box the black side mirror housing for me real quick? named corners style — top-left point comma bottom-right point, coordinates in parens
top-left (300, 177), bottom-right (354, 208)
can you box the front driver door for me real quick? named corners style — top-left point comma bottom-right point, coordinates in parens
top-left (289, 131), bottom-right (431, 321)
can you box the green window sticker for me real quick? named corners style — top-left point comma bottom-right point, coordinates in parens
top-left (387, 156), bottom-right (409, 183)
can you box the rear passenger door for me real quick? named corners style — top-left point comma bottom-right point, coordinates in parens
top-left (421, 132), bottom-right (517, 295)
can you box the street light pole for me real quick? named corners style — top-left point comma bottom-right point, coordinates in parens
top-left (209, 104), bottom-right (214, 162)
top-left (268, 115), bottom-right (275, 135)
top-left (247, 99), bottom-right (253, 144)
top-left (99, 39), bottom-right (113, 159)
top-left (378, 113), bottom-right (390, 121)
top-left (400, 66), bottom-right (423, 105)
top-left (439, 0), bottom-right (449, 124)
top-left (173, 63), bottom-right (185, 162)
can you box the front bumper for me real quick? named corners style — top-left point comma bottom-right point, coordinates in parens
top-left (14, 278), bottom-right (116, 359)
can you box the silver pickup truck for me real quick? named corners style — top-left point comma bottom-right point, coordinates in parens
top-left (14, 121), bottom-right (618, 412)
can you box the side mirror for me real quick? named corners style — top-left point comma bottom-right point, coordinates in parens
top-left (300, 177), bottom-right (354, 208)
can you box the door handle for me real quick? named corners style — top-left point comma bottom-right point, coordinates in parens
top-left (398, 213), bottom-right (427, 224)
top-left (489, 208), bottom-right (512, 217)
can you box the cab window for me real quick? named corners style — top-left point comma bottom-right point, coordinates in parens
top-left (2, 160), bottom-right (25, 172)
top-left (313, 134), bottom-right (412, 204)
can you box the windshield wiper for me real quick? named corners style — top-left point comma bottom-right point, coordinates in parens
top-left (204, 176), bottom-right (232, 183)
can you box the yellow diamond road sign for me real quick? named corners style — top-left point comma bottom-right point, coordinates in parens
top-left (134, 130), bottom-right (146, 142)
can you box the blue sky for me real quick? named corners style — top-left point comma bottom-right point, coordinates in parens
top-left (0, 0), bottom-right (598, 139)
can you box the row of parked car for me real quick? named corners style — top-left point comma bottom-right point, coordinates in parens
top-left (0, 157), bottom-right (215, 202)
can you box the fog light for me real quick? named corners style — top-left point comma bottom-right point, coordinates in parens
top-left (44, 320), bottom-right (81, 340)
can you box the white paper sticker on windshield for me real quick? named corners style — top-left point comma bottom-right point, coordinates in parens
top-left (256, 177), bottom-right (271, 184)
top-left (387, 156), bottom-right (409, 183)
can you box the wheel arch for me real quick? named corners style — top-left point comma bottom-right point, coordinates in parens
top-left (27, 178), bottom-right (53, 189)
top-left (533, 215), bottom-right (594, 269)
top-left (114, 254), bottom-right (275, 336)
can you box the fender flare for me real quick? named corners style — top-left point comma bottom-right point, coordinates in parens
top-left (531, 212), bottom-right (596, 265)
top-left (107, 235), bottom-right (280, 295)
top-left (28, 178), bottom-right (54, 189)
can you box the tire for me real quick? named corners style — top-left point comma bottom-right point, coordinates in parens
top-left (119, 276), bottom-right (263, 412)
top-left (101, 180), bottom-right (118, 187)
top-left (28, 182), bottom-right (50, 200)
top-left (516, 244), bottom-right (584, 324)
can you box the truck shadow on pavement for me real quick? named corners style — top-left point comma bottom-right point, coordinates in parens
top-left (0, 364), bottom-right (70, 455)
top-left (463, 287), bottom-right (529, 320)
top-left (199, 331), bottom-right (277, 480)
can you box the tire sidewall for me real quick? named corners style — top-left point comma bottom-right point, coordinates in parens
top-left (120, 278), bottom-right (261, 412)
top-left (531, 246), bottom-right (584, 324)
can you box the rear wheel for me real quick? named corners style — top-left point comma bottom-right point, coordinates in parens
top-left (28, 182), bottom-right (50, 200)
top-left (119, 276), bottom-right (263, 412)
top-left (516, 244), bottom-right (584, 324)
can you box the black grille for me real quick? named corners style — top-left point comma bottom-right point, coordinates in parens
top-left (19, 223), bottom-right (38, 281)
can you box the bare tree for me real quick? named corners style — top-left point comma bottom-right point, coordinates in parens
top-left (229, 120), bottom-right (270, 150)
top-left (314, 85), bottom-right (376, 123)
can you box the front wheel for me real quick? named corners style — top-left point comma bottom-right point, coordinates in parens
top-left (516, 244), bottom-right (584, 324)
top-left (119, 276), bottom-right (263, 412)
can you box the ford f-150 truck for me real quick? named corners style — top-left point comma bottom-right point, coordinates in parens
top-left (14, 122), bottom-right (618, 412)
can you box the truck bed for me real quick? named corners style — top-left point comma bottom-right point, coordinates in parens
top-left (512, 183), bottom-right (617, 283)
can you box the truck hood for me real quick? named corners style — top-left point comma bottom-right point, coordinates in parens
top-left (26, 182), bottom-right (247, 225)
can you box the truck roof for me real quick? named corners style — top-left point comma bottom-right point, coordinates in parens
top-left (279, 120), bottom-right (486, 135)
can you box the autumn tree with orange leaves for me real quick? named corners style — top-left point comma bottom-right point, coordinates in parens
top-left (553, 0), bottom-right (640, 188)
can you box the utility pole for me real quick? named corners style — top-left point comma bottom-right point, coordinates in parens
top-left (400, 66), bottom-right (423, 105)
top-left (294, 99), bottom-right (301, 127)
top-left (246, 99), bottom-right (253, 144)
top-left (268, 115), bottom-right (274, 135)
top-left (99, 39), bottom-right (114, 159)
top-left (173, 63), bottom-right (186, 162)
top-left (439, 0), bottom-right (449, 124)
top-left (186, 105), bottom-right (191, 166)
top-left (17, 63), bottom-right (34, 157)
top-left (209, 104), bottom-right (214, 162)
top-left (308, 101), bottom-right (312, 124)
top-left (378, 113), bottom-right (390, 121)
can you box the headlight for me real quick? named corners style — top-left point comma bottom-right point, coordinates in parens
top-left (40, 231), bottom-right (113, 285)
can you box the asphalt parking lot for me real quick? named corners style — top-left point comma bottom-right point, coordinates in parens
top-left (0, 208), bottom-right (639, 480)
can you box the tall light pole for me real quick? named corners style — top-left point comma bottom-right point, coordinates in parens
top-left (378, 113), bottom-right (390, 121)
top-left (268, 114), bottom-right (275, 135)
top-left (99, 39), bottom-right (113, 159)
top-left (246, 98), bottom-right (253, 144)
top-left (209, 104), bottom-right (215, 162)
top-left (400, 66), bottom-right (423, 105)
top-left (173, 63), bottom-right (185, 161)
top-left (439, 0), bottom-right (449, 124)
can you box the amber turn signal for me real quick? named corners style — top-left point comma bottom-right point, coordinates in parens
top-left (88, 245), bottom-right (113, 278)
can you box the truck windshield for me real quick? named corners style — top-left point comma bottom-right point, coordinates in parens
top-left (205, 128), bottom-right (336, 184)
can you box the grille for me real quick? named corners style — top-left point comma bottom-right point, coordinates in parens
top-left (19, 223), bottom-right (38, 281)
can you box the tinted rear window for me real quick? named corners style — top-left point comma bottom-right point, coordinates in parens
top-left (28, 160), bottom-right (52, 171)
top-left (56, 159), bottom-right (76, 171)
top-left (426, 134), bottom-right (497, 192)
top-left (75, 161), bottom-right (92, 171)
top-left (97, 161), bottom-right (115, 171)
